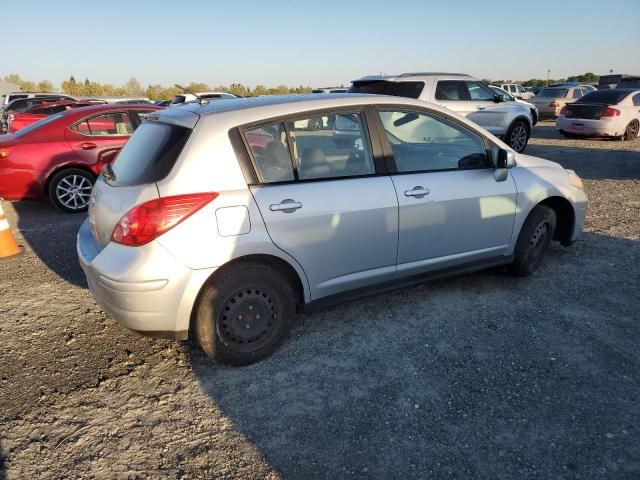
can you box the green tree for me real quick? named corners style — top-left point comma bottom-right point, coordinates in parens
top-left (37, 80), bottom-right (54, 92)
top-left (124, 77), bottom-right (144, 96)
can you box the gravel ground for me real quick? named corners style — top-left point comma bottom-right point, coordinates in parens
top-left (1, 121), bottom-right (639, 479)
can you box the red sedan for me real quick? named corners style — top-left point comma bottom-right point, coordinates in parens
top-left (0, 104), bottom-right (161, 212)
top-left (7, 101), bottom-right (104, 133)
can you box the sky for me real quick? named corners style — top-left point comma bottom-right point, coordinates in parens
top-left (2, 0), bottom-right (639, 89)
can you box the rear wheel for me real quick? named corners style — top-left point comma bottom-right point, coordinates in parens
top-left (195, 262), bottom-right (295, 366)
top-left (509, 205), bottom-right (557, 277)
top-left (48, 168), bottom-right (95, 213)
top-left (622, 120), bottom-right (639, 141)
top-left (505, 120), bottom-right (530, 153)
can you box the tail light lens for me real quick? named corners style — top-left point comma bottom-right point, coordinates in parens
top-left (549, 101), bottom-right (560, 108)
top-left (111, 192), bottom-right (218, 246)
top-left (602, 107), bottom-right (620, 117)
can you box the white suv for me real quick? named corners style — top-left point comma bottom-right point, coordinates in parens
top-left (350, 73), bottom-right (536, 153)
top-left (500, 84), bottom-right (535, 100)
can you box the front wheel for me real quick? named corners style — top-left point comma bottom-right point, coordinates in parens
top-left (48, 168), bottom-right (95, 213)
top-left (195, 262), bottom-right (296, 366)
top-left (509, 205), bottom-right (557, 277)
top-left (505, 120), bottom-right (530, 153)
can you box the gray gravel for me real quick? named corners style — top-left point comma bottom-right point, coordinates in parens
top-left (1, 121), bottom-right (639, 479)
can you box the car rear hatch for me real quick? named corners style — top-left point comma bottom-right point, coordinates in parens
top-left (563, 103), bottom-right (607, 120)
top-left (88, 109), bottom-right (199, 252)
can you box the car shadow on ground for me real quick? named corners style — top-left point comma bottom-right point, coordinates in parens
top-left (0, 442), bottom-right (5, 480)
top-left (11, 200), bottom-right (86, 288)
top-left (187, 232), bottom-right (640, 479)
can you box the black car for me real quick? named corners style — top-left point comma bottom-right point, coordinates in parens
top-left (0, 95), bottom-right (76, 133)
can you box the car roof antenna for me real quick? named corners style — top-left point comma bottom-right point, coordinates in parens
top-left (175, 84), bottom-right (209, 106)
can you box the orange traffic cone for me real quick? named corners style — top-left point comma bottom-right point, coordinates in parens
top-left (0, 200), bottom-right (22, 258)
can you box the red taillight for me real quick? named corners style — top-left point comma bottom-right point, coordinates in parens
top-left (602, 107), bottom-right (620, 117)
top-left (559, 106), bottom-right (568, 116)
top-left (549, 101), bottom-right (560, 108)
top-left (111, 193), bottom-right (218, 246)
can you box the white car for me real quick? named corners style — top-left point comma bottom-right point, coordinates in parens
top-left (490, 86), bottom-right (539, 125)
top-left (500, 84), bottom-right (534, 100)
top-left (350, 72), bottom-right (536, 152)
top-left (170, 91), bottom-right (238, 106)
top-left (556, 89), bottom-right (640, 140)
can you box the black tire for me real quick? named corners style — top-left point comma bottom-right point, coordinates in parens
top-left (622, 120), bottom-right (639, 141)
top-left (195, 262), bottom-right (296, 366)
top-left (509, 205), bottom-right (557, 277)
top-left (505, 119), bottom-right (530, 153)
top-left (47, 168), bottom-right (95, 213)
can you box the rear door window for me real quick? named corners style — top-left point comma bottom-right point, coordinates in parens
top-left (245, 123), bottom-right (295, 183)
top-left (348, 81), bottom-right (424, 99)
top-left (435, 81), bottom-right (466, 101)
top-left (109, 121), bottom-right (192, 186)
top-left (78, 112), bottom-right (133, 135)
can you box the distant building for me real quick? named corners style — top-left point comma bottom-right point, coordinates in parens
top-left (0, 80), bottom-right (22, 99)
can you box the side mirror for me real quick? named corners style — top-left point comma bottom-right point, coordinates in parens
top-left (496, 148), bottom-right (515, 169)
top-left (495, 149), bottom-right (515, 181)
top-left (493, 94), bottom-right (503, 103)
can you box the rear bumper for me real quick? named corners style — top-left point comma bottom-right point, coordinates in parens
top-left (536, 106), bottom-right (561, 119)
top-left (76, 218), bottom-right (214, 338)
top-left (556, 117), bottom-right (620, 137)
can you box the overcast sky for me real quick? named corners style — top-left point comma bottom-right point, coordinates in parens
top-left (3, 0), bottom-right (639, 88)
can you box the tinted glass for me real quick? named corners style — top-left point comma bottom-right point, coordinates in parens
top-left (538, 88), bottom-right (568, 98)
top-left (435, 81), bottom-right (465, 100)
top-left (110, 121), bottom-right (191, 186)
top-left (287, 112), bottom-right (374, 180)
top-left (466, 81), bottom-right (495, 101)
top-left (572, 89), bottom-right (583, 98)
top-left (576, 90), bottom-right (634, 104)
top-left (517, 85), bottom-right (526, 93)
top-left (348, 81), bottom-right (424, 99)
top-left (379, 110), bottom-right (488, 172)
top-left (633, 94), bottom-right (640, 107)
top-left (245, 122), bottom-right (294, 183)
top-left (84, 112), bottom-right (133, 135)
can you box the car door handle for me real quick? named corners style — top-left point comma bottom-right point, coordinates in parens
top-left (78, 142), bottom-right (97, 150)
top-left (270, 199), bottom-right (302, 213)
top-left (404, 186), bottom-right (430, 198)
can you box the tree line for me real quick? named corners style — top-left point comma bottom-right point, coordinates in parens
top-left (2, 74), bottom-right (313, 99)
top-left (3, 72), bottom-right (603, 99)
top-left (483, 72), bottom-right (600, 87)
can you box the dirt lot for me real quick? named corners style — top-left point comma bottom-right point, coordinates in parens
top-left (1, 121), bottom-right (639, 479)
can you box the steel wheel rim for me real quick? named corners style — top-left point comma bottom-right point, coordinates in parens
top-left (217, 286), bottom-right (283, 353)
top-left (55, 175), bottom-right (93, 210)
top-left (511, 126), bottom-right (528, 152)
top-left (626, 121), bottom-right (639, 140)
top-left (530, 221), bottom-right (549, 260)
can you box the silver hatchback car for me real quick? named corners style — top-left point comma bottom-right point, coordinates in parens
top-left (77, 94), bottom-right (588, 365)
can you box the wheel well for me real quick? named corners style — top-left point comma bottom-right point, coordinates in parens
top-left (188, 254), bottom-right (306, 341)
top-left (539, 196), bottom-right (575, 246)
top-left (511, 115), bottom-right (532, 132)
top-left (44, 165), bottom-right (97, 197)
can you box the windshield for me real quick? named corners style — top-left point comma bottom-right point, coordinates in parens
top-left (537, 88), bottom-right (568, 98)
top-left (14, 112), bottom-right (66, 136)
top-left (109, 121), bottom-right (192, 186)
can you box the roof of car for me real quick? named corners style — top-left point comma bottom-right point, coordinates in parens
top-left (352, 72), bottom-right (473, 82)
